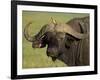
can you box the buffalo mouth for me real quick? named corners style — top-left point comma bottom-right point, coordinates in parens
top-left (32, 40), bottom-right (46, 48)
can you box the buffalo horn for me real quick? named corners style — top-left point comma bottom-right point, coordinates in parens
top-left (24, 22), bottom-right (34, 42)
top-left (24, 22), bottom-right (48, 42)
top-left (55, 23), bottom-right (88, 39)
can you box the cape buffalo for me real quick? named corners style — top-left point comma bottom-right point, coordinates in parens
top-left (24, 16), bottom-right (89, 66)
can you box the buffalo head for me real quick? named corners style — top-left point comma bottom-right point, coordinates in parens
top-left (24, 18), bottom-right (88, 61)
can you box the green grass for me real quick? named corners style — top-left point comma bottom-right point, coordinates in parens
top-left (22, 11), bottom-right (89, 68)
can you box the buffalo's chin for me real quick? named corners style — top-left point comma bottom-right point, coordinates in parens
top-left (47, 52), bottom-right (62, 62)
top-left (52, 57), bottom-right (57, 61)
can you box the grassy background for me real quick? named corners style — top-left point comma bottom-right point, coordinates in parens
top-left (22, 11), bottom-right (89, 68)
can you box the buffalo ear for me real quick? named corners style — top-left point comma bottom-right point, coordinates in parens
top-left (50, 17), bottom-right (57, 25)
top-left (65, 34), bottom-right (75, 48)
